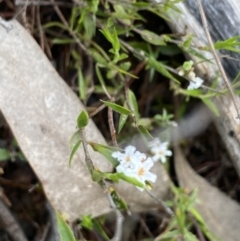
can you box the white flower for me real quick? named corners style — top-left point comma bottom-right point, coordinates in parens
top-left (148, 138), bottom-right (172, 163)
top-left (187, 76), bottom-right (204, 90)
top-left (112, 145), bottom-right (157, 191)
top-left (120, 157), bottom-right (157, 191)
top-left (112, 145), bottom-right (138, 169)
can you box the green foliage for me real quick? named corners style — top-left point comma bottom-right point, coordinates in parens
top-left (0, 148), bottom-right (10, 161)
top-left (101, 100), bottom-right (132, 115)
top-left (77, 110), bottom-right (89, 129)
top-left (204, 36), bottom-right (240, 53)
top-left (69, 140), bottom-right (82, 166)
top-left (56, 212), bottom-right (76, 241)
top-left (88, 142), bottom-right (121, 167)
top-left (128, 89), bottom-right (140, 123)
top-left (80, 215), bottom-right (93, 230)
top-left (164, 185), bottom-right (219, 241)
top-left (52, 0), bottom-right (237, 239)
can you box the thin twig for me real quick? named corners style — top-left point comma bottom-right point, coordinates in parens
top-left (196, 0), bottom-right (240, 120)
top-left (50, 0), bottom-right (88, 54)
top-left (145, 189), bottom-right (174, 217)
top-left (80, 131), bottom-right (123, 241)
top-left (108, 103), bottom-right (118, 147)
top-left (80, 129), bottom-right (95, 173)
top-left (104, 183), bottom-right (124, 241)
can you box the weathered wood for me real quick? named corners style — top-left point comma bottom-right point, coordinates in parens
top-left (159, 0), bottom-right (240, 176)
top-left (0, 19), bottom-right (171, 221)
top-left (185, 0), bottom-right (240, 79)
top-left (174, 146), bottom-right (240, 241)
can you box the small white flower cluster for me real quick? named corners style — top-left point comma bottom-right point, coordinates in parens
top-left (111, 138), bottom-right (172, 191)
top-left (112, 146), bottom-right (157, 191)
top-left (178, 61), bottom-right (204, 90)
top-left (148, 138), bottom-right (172, 163)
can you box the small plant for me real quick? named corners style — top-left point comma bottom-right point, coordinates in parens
top-left (45, 0), bottom-right (240, 240)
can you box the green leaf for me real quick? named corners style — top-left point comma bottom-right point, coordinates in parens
top-left (110, 188), bottom-right (128, 210)
top-left (140, 30), bottom-right (166, 46)
top-left (0, 148), bottom-right (10, 161)
top-left (100, 27), bottom-right (114, 45)
top-left (119, 61), bottom-right (131, 71)
top-left (78, 68), bottom-right (87, 101)
top-left (69, 140), bottom-right (82, 166)
top-left (184, 47), bottom-right (212, 63)
top-left (118, 53), bottom-right (128, 61)
top-left (118, 114), bottom-right (128, 133)
top-left (201, 98), bottom-right (220, 116)
top-left (128, 90), bottom-right (140, 122)
top-left (90, 49), bottom-right (108, 66)
top-left (112, 27), bottom-right (120, 52)
top-left (160, 230), bottom-right (180, 239)
top-left (42, 22), bottom-right (68, 30)
top-left (91, 169), bottom-right (105, 182)
top-left (69, 130), bottom-right (82, 150)
top-left (185, 231), bottom-right (198, 241)
top-left (106, 69), bottom-right (117, 79)
top-left (118, 173), bottom-right (145, 188)
top-left (138, 125), bottom-right (153, 138)
top-left (52, 38), bottom-right (76, 45)
top-left (92, 220), bottom-right (110, 241)
top-left (147, 57), bottom-right (180, 84)
top-left (56, 212), bottom-right (76, 241)
top-left (101, 100), bottom-right (132, 115)
top-left (83, 13), bottom-right (96, 40)
top-left (88, 142), bottom-right (121, 167)
top-left (77, 110), bottom-right (89, 129)
top-left (80, 215), bottom-right (93, 230)
top-left (104, 172), bottom-right (120, 182)
top-left (96, 65), bottom-right (110, 97)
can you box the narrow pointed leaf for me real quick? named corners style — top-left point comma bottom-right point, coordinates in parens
top-left (138, 125), bottom-right (153, 138)
top-left (69, 130), bottom-right (82, 150)
top-left (88, 142), bottom-right (121, 167)
top-left (56, 212), bottom-right (76, 241)
top-left (110, 188), bottom-right (128, 210)
top-left (92, 220), bottom-right (110, 241)
top-left (201, 98), bottom-right (220, 116)
top-left (147, 57), bottom-right (179, 84)
top-left (101, 100), bottom-right (132, 115)
top-left (140, 30), bottom-right (166, 46)
top-left (104, 172), bottom-right (120, 182)
top-left (78, 68), bottom-right (87, 101)
top-left (118, 173), bottom-right (145, 188)
top-left (128, 90), bottom-right (140, 122)
top-left (118, 114), bottom-right (128, 133)
top-left (69, 140), bottom-right (82, 166)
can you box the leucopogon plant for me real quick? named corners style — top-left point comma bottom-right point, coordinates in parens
top-left (55, 107), bottom-right (218, 241)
